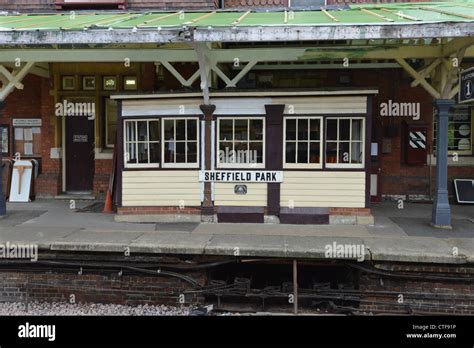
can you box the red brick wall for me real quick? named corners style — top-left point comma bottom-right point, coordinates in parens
top-left (359, 263), bottom-right (474, 314)
top-left (223, 0), bottom-right (427, 8)
top-left (1, 74), bottom-right (61, 197)
top-left (0, 268), bottom-right (205, 306)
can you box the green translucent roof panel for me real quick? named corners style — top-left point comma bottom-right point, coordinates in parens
top-left (0, 1), bottom-right (472, 31)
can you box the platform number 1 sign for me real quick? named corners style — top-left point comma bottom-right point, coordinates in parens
top-left (459, 67), bottom-right (474, 104)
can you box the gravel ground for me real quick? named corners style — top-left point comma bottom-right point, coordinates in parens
top-left (0, 302), bottom-right (200, 316)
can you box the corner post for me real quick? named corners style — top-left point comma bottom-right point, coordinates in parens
top-left (0, 101), bottom-right (6, 216)
top-left (432, 99), bottom-right (453, 229)
top-left (200, 104), bottom-right (216, 221)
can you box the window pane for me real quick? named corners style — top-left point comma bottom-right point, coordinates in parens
top-left (235, 141), bottom-right (249, 163)
top-left (149, 142), bottom-right (160, 163)
top-left (340, 119), bottom-right (350, 141)
top-left (176, 120), bottom-right (186, 141)
top-left (286, 142), bottom-right (296, 163)
top-left (164, 120), bottom-right (174, 140)
top-left (326, 142), bottom-right (338, 163)
top-left (249, 142), bottom-right (263, 164)
top-left (125, 142), bottom-right (136, 164)
top-left (297, 141), bottom-right (308, 163)
top-left (164, 141), bottom-right (175, 162)
top-left (352, 119), bottom-right (363, 141)
top-left (298, 119), bottom-right (308, 140)
top-left (219, 142), bottom-right (233, 163)
top-left (220, 119), bottom-right (233, 141)
top-left (310, 119), bottom-right (320, 140)
top-left (137, 121), bottom-right (148, 142)
top-left (149, 121), bottom-right (160, 142)
top-left (351, 142), bottom-right (363, 164)
top-left (137, 143), bottom-right (149, 164)
top-left (286, 119), bottom-right (296, 140)
top-left (327, 119), bottom-right (338, 141)
top-left (125, 122), bottom-right (136, 142)
top-left (234, 119), bottom-right (248, 141)
top-left (187, 142), bottom-right (198, 163)
top-left (176, 142), bottom-right (186, 163)
top-left (339, 142), bottom-right (350, 163)
top-left (250, 119), bottom-right (263, 140)
top-left (310, 142), bottom-right (320, 164)
top-left (187, 120), bottom-right (197, 141)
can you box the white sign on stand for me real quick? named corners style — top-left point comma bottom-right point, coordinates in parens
top-left (9, 160), bottom-right (33, 202)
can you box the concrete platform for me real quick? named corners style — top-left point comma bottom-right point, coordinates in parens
top-left (0, 199), bottom-right (472, 264)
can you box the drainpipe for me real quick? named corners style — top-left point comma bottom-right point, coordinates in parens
top-left (431, 99), bottom-right (453, 229)
top-left (0, 100), bottom-right (6, 216)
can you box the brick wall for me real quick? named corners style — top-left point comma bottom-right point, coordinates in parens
top-left (0, 268), bottom-right (206, 306)
top-left (223, 0), bottom-right (427, 8)
top-left (1, 74), bottom-right (61, 197)
top-left (117, 206), bottom-right (202, 215)
top-left (359, 263), bottom-right (474, 314)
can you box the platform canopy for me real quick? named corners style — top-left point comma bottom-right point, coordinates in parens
top-left (0, 1), bottom-right (473, 44)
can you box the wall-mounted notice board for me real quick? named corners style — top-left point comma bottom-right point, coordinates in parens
top-left (13, 119), bottom-right (42, 157)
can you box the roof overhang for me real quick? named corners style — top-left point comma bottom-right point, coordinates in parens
top-left (0, 22), bottom-right (472, 45)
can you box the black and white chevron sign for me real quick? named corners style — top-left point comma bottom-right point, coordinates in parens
top-left (409, 131), bottom-right (426, 149)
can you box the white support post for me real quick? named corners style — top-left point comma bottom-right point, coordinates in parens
top-left (0, 62), bottom-right (35, 101)
top-left (191, 42), bottom-right (212, 105)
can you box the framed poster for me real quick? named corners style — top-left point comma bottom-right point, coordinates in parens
top-left (1, 124), bottom-right (9, 156)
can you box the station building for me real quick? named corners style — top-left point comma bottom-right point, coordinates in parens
top-left (0, 0), bottom-right (473, 226)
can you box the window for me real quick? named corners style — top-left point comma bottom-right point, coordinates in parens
top-left (1, 125), bottom-right (9, 156)
top-left (124, 120), bottom-right (160, 168)
top-left (434, 105), bottom-right (472, 155)
top-left (217, 117), bottom-right (264, 168)
top-left (326, 117), bottom-right (365, 168)
top-left (83, 76), bottom-right (95, 90)
top-left (162, 118), bottom-right (199, 168)
top-left (284, 117), bottom-right (322, 168)
top-left (103, 76), bottom-right (117, 91)
top-left (124, 76), bottom-right (138, 91)
top-left (62, 76), bottom-right (75, 91)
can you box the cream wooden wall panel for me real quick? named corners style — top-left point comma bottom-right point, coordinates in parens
top-left (122, 98), bottom-right (203, 116)
top-left (281, 171), bottom-right (366, 208)
top-left (122, 171), bottom-right (201, 207)
top-left (212, 98), bottom-right (271, 115)
top-left (272, 96), bottom-right (367, 114)
top-left (214, 183), bottom-right (267, 207)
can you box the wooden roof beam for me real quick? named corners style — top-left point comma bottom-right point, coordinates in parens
top-left (138, 11), bottom-right (183, 26)
top-left (322, 9), bottom-right (339, 22)
top-left (232, 11), bottom-right (251, 25)
top-left (420, 6), bottom-right (474, 20)
top-left (380, 8), bottom-right (420, 21)
top-left (360, 8), bottom-right (394, 22)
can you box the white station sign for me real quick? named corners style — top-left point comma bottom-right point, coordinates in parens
top-left (200, 170), bottom-right (283, 183)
